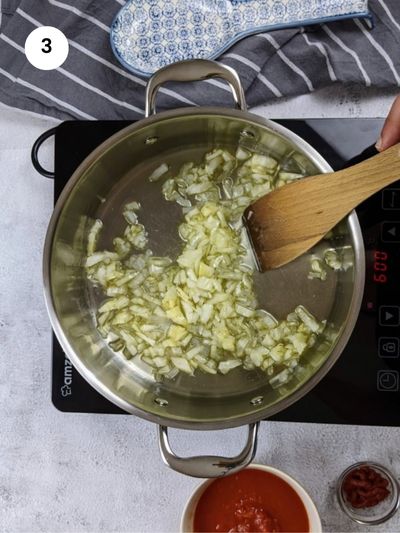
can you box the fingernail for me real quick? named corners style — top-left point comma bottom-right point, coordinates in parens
top-left (375, 136), bottom-right (383, 151)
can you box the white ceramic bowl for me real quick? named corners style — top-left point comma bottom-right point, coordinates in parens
top-left (180, 464), bottom-right (322, 532)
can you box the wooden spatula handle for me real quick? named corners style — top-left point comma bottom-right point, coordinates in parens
top-left (329, 142), bottom-right (400, 207)
top-left (249, 142), bottom-right (400, 233)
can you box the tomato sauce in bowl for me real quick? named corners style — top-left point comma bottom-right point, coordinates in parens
top-left (193, 468), bottom-right (310, 533)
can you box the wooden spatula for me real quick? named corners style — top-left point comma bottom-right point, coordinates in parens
top-left (243, 143), bottom-right (400, 271)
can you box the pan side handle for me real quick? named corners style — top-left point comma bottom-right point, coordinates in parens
top-left (145, 59), bottom-right (247, 117)
top-left (158, 422), bottom-right (259, 478)
top-left (31, 126), bottom-right (57, 179)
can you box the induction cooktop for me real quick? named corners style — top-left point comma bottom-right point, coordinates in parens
top-left (49, 117), bottom-right (400, 426)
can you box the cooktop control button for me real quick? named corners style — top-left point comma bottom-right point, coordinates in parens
top-left (378, 337), bottom-right (400, 358)
top-left (381, 222), bottom-right (400, 243)
top-left (382, 189), bottom-right (400, 210)
top-left (377, 370), bottom-right (399, 392)
top-left (379, 306), bottom-right (400, 327)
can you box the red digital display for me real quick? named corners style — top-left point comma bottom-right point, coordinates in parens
top-left (373, 250), bottom-right (388, 283)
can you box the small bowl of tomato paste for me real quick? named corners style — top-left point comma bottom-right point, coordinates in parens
top-left (337, 461), bottom-right (400, 525)
top-left (181, 464), bottom-right (322, 533)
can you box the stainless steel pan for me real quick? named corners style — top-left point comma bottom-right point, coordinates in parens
top-left (43, 60), bottom-right (364, 477)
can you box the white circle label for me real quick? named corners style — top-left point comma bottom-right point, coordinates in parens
top-left (25, 26), bottom-right (69, 70)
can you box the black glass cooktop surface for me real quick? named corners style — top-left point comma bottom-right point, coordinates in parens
top-left (51, 118), bottom-right (400, 425)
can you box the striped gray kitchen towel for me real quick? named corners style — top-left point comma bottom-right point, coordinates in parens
top-left (0, 1), bottom-right (399, 120)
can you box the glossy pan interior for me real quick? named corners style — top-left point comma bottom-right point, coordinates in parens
top-left (44, 107), bottom-right (364, 429)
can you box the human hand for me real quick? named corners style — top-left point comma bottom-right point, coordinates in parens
top-left (376, 96), bottom-right (400, 151)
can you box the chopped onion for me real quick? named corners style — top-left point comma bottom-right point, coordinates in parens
top-left (148, 163), bottom-right (169, 182)
top-left (309, 246), bottom-right (353, 279)
top-left (324, 249), bottom-right (341, 270)
top-left (85, 148), bottom-right (325, 380)
top-left (87, 219), bottom-right (103, 256)
top-left (308, 256), bottom-right (327, 281)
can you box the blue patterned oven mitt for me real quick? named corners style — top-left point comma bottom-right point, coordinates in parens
top-left (110, 0), bottom-right (370, 77)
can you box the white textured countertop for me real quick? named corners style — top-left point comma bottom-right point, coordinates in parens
top-left (1, 84), bottom-right (400, 533)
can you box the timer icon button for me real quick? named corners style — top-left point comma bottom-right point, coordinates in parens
top-left (381, 222), bottom-right (400, 243)
top-left (377, 370), bottom-right (399, 392)
top-left (379, 306), bottom-right (400, 326)
top-left (378, 337), bottom-right (400, 358)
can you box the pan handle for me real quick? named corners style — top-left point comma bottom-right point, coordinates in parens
top-left (158, 422), bottom-right (259, 478)
top-left (31, 126), bottom-right (57, 179)
top-left (145, 59), bottom-right (247, 117)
